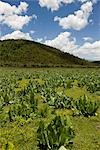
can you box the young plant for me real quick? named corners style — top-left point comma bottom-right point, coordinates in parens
top-left (73, 95), bottom-right (99, 117)
top-left (29, 92), bottom-right (38, 113)
top-left (37, 115), bottom-right (75, 150)
top-left (54, 94), bottom-right (72, 109)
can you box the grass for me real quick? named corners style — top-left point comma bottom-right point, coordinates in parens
top-left (67, 88), bottom-right (100, 150)
top-left (72, 115), bottom-right (100, 150)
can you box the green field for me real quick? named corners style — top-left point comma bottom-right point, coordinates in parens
top-left (0, 68), bottom-right (100, 150)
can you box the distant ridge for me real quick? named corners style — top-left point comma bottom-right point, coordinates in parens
top-left (92, 61), bottom-right (100, 65)
top-left (0, 39), bottom-right (93, 67)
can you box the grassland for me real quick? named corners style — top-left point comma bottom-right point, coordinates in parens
top-left (0, 68), bottom-right (100, 150)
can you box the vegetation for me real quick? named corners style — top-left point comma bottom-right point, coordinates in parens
top-left (37, 116), bottom-right (75, 150)
top-left (0, 68), bottom-right (100, 150)
top-left (0, 39), bottom-right (93, 67)
top-left (73, 95), bottom-right (99, 117)
top-left (92, 61), bottom-right (100, 65)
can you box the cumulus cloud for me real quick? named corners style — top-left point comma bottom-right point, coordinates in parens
top-left (45, 32), bottom-right (78, 54)
top-left (38, 0), bottom-right (74, 11)
top-left (75, 41), bottom-right (100, 60)
top-left (1, 15), bottom-right (32, 30)
top-left (54, 1), bottom-right (93, 30)
top-left (0, 30), bottom-right (33, 41)
top-left (0, 1), bottom-right (36, 30)
top-left (0, 1), bottom-right (28, 15)
top-left (44, 32), bottom-right (100, 60)
top-left (38, 0), bottom-right (97, 11)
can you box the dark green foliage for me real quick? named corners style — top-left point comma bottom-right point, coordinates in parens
top-left (37, 115), bottom-right (75, 150)
top-left (54, 94), bottom-right (73, 109)
top-left (74, 95), bottom-right (99, 117)
top-left (29, 92), bottom-right (38, 112)
top-left (0, 39), bottom-right (92, 67)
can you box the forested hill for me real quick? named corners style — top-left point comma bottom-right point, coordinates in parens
top-left (0, 39), bottom-right (92, 67)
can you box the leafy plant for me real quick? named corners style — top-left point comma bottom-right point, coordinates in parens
top-left (73, 95), bottom-right (99, 117)
top-left (37, 115), bottom-right (75, 150)
top-left (29, 92), bottom-right (38, 113)
top-left (54, 94), bottom-right (72, 109)
top-left (38, 104), bottom-right (49, 118)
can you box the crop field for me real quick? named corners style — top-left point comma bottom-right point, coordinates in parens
top-left (0, 68), bottom-right (100, 150)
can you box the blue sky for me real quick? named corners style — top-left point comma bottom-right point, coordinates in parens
top-left (0, 0), bottom-right (100, 60)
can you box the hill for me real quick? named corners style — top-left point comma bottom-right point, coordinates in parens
top-left (92, 61), bottom-right (100, 65)
top-left (0, 39), bottom-right (92, 67)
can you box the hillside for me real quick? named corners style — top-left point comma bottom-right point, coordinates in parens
top-left (92, 61), bottom-right (100, 65)
top-left (0, 39), bottom-right (92, 67)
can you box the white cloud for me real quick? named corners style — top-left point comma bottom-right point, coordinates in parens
top-left (76, 41), bottom-right (100, 60)
top-left (0, 1), bottom-right (36, 30)
top-left (54, 1), bottom-right (93, 30)
top-left (45, 32), bottom-right (78, 54)
top-left (35, 36), bottom-right (47, 43)
top-left (38, 0), bottom-right (97, 11)
top-left (0, 30), bottom-right (33, 41)
top-left (1, 15), bottom-right (32, 30)
top-left (36, 38), bottom-right (44, 43)
top-left (44, 32), bottom-right (100, 60)
top-left (30, 30), bottom-right (35, 34)
top-left (0, 1), bottom-right (28, 15)
top-left (32, 14), bottom-right (38, 20)
top-left (79, 0), bottom-right (88, 2)
top-left (83, 36), bottom-right (93, 42)
top-left (79, 0), bottom-right (97, 3)
top-left (78, 0), bottom-right (97, 3)
top-left (38, 0), bottom-right (74, 11)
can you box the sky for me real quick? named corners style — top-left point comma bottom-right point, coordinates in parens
top-left (0, 0), bottom-right (100, 60)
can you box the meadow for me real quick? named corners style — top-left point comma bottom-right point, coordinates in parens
top-left (0, 68), bottom-right (100, 150)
